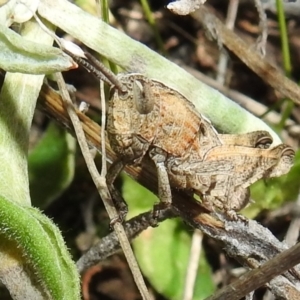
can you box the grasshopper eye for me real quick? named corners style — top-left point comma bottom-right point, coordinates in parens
top-left (255, 136), bottom-right (273, 149)
top-left (282, 147), bottom-right (295, 157)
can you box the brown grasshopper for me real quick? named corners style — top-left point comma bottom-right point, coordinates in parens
top-left (166, 142), bottom-right (294, 219)
top-left (69, 52), bottom-right (294, 220)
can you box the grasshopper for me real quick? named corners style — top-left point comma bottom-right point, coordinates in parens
top-left (166, 142), bottom-right (293, 219)
top-left (69, 52), bottom-right (294, 221)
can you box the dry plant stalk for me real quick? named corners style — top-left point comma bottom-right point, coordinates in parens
top-left (192, 6), bottom-right (300, 105)
top-left (54, 73), bottom-right (151, 300)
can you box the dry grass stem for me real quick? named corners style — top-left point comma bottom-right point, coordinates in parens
top-left (54, 73), bottom-right (151, 300)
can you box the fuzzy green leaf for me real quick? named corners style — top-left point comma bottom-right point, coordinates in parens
top-left (0, 195), bottom-right (80, 299)
top-left (0, 24), bottom-right (73, 74)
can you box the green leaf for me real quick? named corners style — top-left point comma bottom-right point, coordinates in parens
top-left (0, 195), bottom-right (80, 300)
top-left (0, 15), bottom-right (79, 299)
top-left (0, 23), bottom-right (73, 74)
top-left (134, 220), bottom-right (215, 300)
top-left (123, 175), bottom-right (215, 300)
top-left (29, 122), bottom-right (76, 208)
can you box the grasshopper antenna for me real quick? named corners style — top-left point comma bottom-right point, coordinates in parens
top-left (84, 52), bottom-right (127, 93)
top-left (65, 49), bottom-right (126, 93)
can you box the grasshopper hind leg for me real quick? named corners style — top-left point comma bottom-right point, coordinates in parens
top-left (223, 187), bottom-right (250, 222)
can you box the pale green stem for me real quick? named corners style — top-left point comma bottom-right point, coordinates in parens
top-left (276, 0), bottom-right (293, 130)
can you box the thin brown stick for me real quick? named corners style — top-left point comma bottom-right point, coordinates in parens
top-left (284, 194), bottom-right (300, 247)
top-left (100, 80), bottom-right (107, 177)
top-left (76, 208), bottom-right (175, 273)
top-left (254, 0), bottom-right (268, 56)
top-left (183, 229), bottom-right (203, 300)
top-left (216, 0), bottom-right (239, 85)
top-left (54, 73), bottom-right (151, 300)
top-left (205, 242), bottom-right (300, 300)
top-left (192, 6), bottom-right (300, 105)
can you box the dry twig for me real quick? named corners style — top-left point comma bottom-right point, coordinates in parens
top-left (192, 6), bottom-right (300, 105)
top-left (216, 0), bottom-right (239, 85)
top-left (54, 74), bottom-right (150, 300)
top-left (183, 229), bottom-right (203, 300)
top-left (254, 0), bottom-right (268, 56)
